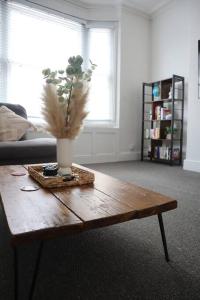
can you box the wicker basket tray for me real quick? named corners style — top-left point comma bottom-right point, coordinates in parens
top-left (28, 164), bottom-right (95, 188)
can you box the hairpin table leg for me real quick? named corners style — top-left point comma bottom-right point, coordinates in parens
top-left (29, 241), bottom-right (44, 300)
top-left (13, 241), bottom-right (44, 300)
top-left (13, 246), bottom-right (18, 300)
top-left (158, 213), bottom-right (170, 262)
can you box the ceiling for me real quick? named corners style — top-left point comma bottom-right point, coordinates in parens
top-left (71, 0), bottom-right (172, 14)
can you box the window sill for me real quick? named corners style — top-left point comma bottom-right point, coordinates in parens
top-left (28, 117), bottom-right (119, 130)
top-left (84, 120), bottom-right (118, 129)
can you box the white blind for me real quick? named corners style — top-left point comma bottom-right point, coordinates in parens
top-left (0, 1), bottom-right (83, 117)
top-left (87, 27), bottom-right (114, 121)
top-left (0, 1), bottom-right (8, 102)
top-left (0, 1), bottom-right (117, 123)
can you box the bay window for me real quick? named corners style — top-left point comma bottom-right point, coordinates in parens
top-left (0, 1), bottom-right (117, 124)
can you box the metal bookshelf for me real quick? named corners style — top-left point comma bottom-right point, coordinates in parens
top-left (141, 75), bottom-right (184, 165)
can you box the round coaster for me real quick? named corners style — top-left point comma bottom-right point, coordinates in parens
top-left (11, 172), bottom-right (26, 176)
top-left (20, 185), bottom-right (40, 192)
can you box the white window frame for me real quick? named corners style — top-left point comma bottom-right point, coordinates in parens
top-left (1, 0), bottom-right (119, 128)
top-left (84, 21), bottom-right (119, 128)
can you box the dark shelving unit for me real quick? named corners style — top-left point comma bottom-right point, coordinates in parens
top-left (141, 75), bottom-right (184, 165)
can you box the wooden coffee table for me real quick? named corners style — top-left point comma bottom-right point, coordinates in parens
top-left (0, 164), bottom-right (177, 300)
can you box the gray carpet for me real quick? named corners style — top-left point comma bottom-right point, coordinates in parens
top-left (0, 161), bottom-right (200, 300)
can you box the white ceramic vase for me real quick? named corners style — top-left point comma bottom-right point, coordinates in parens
top-left (56, 138), bottom-right (73, 176)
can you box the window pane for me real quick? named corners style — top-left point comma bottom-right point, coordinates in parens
top-left (1, 2), bottom-right (116, 123)
top-left (87, 28), bottom-right (114, 121)
top-left (7, 63), bottom-right (43, 118)
top-left (7, 3), bottom-right (83, 117)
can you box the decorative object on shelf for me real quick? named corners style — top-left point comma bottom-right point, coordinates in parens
top-left (155, 105), bottom-right (161, 120)
top-left (165, 126), bottom-right (177, 140)
top-left (165, 112), bottom-right (172, 120)
top-left (173, 148), bottom-right (180, 160)
top-left (42, 55), bottom-right (96, 176)
top-left (165, 127), bottom-right (171, 140)
top-left (145, 128), bottom-right (150, 139)
top-left (152, 83), bottom-right (160, 100)
top-left (145, 109), bottom-right (152, 120)
top-left (141, 75), bottom-right (184, 165)
top-left (150, 128), bottom-right (160, 139)
top-left (161, 107), bottom-right (172, 120)
top-left (28, 164), bottom-right (95, 188)
top-left (168, 86), bottom-right (172, 99)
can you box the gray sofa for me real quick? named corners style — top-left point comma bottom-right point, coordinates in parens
top-left (0, 103), bottom-right (56, 165)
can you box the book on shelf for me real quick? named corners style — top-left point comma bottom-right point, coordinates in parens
top-left (168, 85), bottom-right (183, 100)
top-left (173, 148), bottom-right (180, 160)
top-left (154, 105), bottom-right (172, 121)
top-left (155, 106), bottom-right (161, 120)
top-left (142, 75), bottom-right (184, 165)
top-left (153, 146), bottom-right (180, 160)
top-left (144, 111), bottom-right (152, 120)
top-left (144, 145), bottom-right (152, 158)
top-left (161, 108), bottom-right (172, 120)
top-left (150, 128), bottom-right (160, 139)
top-left (145, 86), bottom-right (152, 95)
top-left (144, 128), bottom-right (151, 139)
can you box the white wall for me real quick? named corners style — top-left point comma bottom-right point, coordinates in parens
top-left (75, 6), bottom-right (150, 164)
top-left (183, 0), bottom-right (200, 172)
top-left (151, 0), bottom-right (190, 81)
top-left (119, 6), bottom-right (150, 160)
top-left (36, 0), bottom-right (200, 170)
top-left (76, 4), bottom-right (150, 164)
top-left (151, 0), bottom-right (190, 157)
top-left (23, 0), bottom-right (151, 164)
top-left (151, 0), bottom-right (200, 172)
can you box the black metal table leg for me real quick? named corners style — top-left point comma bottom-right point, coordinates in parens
top-left (13, 246), bottom-right (18, 300)
top-left (158, 213), bottom-right (169, 262)
top-left (29, 241), bottom-right (44, 300)
top-left (13, 241), bottom-right (44, 300)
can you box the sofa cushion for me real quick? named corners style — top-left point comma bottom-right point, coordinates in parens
top-left (0, 138), bottom-right (56, 165)
top-left (0, 102), bottom-right (27, 119)
top-left (0, 106), bottom-right (34, 141)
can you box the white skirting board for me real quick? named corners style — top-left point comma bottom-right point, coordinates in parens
top-left (183, 159), bottom-right (200, 173)
top-left (74, 151), bottom-right (140, 164)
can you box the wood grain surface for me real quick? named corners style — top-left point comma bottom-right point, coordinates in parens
top-left (0, 165), bottom-right (83, 245)
top-left (0, 164), bottom-right (177, 245)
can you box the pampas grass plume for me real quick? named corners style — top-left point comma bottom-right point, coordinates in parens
top-left (41, 83), bottom-right (89, 139)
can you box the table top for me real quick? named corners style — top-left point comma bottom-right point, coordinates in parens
top-left (0, 164), bottom-right (177, 245)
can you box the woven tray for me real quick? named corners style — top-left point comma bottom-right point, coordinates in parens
top-left (28, 164), bottom-right (95, 188)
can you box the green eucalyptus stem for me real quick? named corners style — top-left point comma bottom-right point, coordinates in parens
top-left (66, 77), bottom-right (74, 126)
top-left (42, 55), bottom-right (97, 130)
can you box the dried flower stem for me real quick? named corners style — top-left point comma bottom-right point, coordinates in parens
top-left (42, 83), bottom-right (89, 139)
